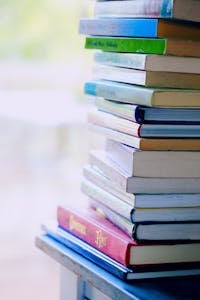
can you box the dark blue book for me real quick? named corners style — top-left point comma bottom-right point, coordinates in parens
top-left (41, 221), bottom-right (200, 281)
top-left (79, 18), bottom-right (200, 39)
top-left (94, 97), bottom-right (200, 125)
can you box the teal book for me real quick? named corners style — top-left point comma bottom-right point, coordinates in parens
top-left (84, 80), bottom-right (200, 108)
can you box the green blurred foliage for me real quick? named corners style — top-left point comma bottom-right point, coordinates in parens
top-left (0, 0), bottom-right (88, 61)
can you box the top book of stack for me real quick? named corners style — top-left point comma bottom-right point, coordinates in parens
top-left (93, 0), bottom-right (200, 23)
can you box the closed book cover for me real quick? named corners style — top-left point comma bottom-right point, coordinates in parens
top-left (93, 64), bottom-right (200, 89)
top-left (57, 204), bottom-right (200, 266)
top-left (90, 201), bottom-right (200, 241)
top-left (94, 0), bottom-right (200, 22)
top-left (36, 234), bottom-right (200, 281)
top-left (79, 18), bottom-right (200, 40)
top-left (95, 97), bottom-right (200, 124)
top-left (89, 150), bottom-right (200, 194)
top-left (85, 36), bottom-right (200, 57)
top-left (41, 221), bottom-right (137, 281)
top-left (94, 52), bottom-right (200, 74)
top-left (83, 165), bottom-right (200, 208)
top-left (88, 109), bottom-right (200, 138)
top-left (105, 139), bottom-right (200, 178)
top-left (84, 80), bottom-right (200, 108)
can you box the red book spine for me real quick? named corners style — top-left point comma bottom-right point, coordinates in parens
top-left (57, 205), bottom-right (136, 266)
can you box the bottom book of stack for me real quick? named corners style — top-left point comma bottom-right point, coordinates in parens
top-left (41, 202), bottom-right (200, 281)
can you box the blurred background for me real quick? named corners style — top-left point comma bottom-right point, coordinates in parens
top-left (0, 0), bottom-right (102, 299)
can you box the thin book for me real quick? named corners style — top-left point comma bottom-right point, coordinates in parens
top-left (79, 18), bottom-right (200, 39)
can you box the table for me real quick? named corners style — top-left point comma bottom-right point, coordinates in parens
top-left (35, 234), bottom-right (200, 300)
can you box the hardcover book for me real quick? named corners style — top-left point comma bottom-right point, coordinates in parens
top-left (84, 80), bottom-right (200, 107)
top-left (88, 109), bottom-right (200, 138)
top-left (94, 0), bottom-right (200, 23)
top-left (39, 228), bottom-right (200, 280)
top-left (79, 18), bottom-right (200, 40)
top-left (94, 52), bottom-right (200, 74)
top-left (57, 204), bottom-right (200, 265)
top-left (105, 139), bottom-right (200, 178)
top-left (94, 97), bottom-right (200, 124)
top-left (83, 165), bottom-right (200, 208)
top-left (93, 64), bottom-right (200, 89)
top-left (89, 150), bottom-right (200, 194)
top-left (85, 36), bottom-right (200, 57)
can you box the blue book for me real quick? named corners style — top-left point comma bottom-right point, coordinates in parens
top-left (79, 18), bottom-right (200, 39)
top-left (41, 221), bottom-right (200, 280)
top-left (94, 97), bottom-right (200, 125)
top-left (84, 80), bottom-right (200, 108)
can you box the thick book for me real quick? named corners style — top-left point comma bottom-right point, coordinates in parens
top-left (94, 97), bottom-right (200, 124)
top-left (85, 36), bottom-right (200, 57)
top-left (105, 139), bottom-right (200, 178)
top-left (83, 165), bottom-right (200, 208)
top-left (90, 123), bottom-right (200, 150)
top-left (84, 80), bottom-right (200, 108)
top-left (94, 0), bottom-right (200, 23)
top-left (94, 52), bottom-right (200, 74)
top-left (88, 109), bottom-right (200, 138)
top-left (83, 180), bottom-right (200, 223)
top-left (90, 201), bottom-right (200, 241)
top-left (57, 204), bottom-right (200, 266)
top-left (79, 18), bottom-right (200, 40)
top-left (38, 231), bottom-right (200, 281)
top-left (89, 150), bottom-right (200, 194)
top-left (93, 64), bottom-right (200, 89)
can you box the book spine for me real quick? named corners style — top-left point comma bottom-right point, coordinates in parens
top-left (57, 206), bottom-right (131, 266)
top-left (85, 37), bottom-right (166, 54)
top-left (94, 52), bottom-right (147, 70)
top-left (79, 18), bottom-right (158, 38)
top-left (84, 80), bottom-right (154, 107)
top-left (94, 0), bottom-right (163, 18)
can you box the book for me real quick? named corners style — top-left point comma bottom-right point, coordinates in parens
top-left (88, 109), bottom-right (200, 138)
top-left (83, 181), bottom-right (200, 223)
top-left (105, 139), bottom-right (200, 178)
top-left (94, 52), bottom-right (200, 74)
top-left (37, 232), bottom-right (200, 281)
top-left (79, 18), bottom-right (200, 40)
top-left (94, 0), bottom-right (200, 23)
top-left (90, 201), bottom-right (200, 241)
top-left (94, 97), bottom-right (200, 124)
top-left (83, 165), bottom-right (200, 208)
top-left (85, 36), bottom-right (200, 57)
top-left (93, 64), bottom-right (200, 89)
top-left (89, 150), bottom-right (200, 194)
top-left (90, 124), bottom-right (200, 150)
top-left (84, 80), bottom-right (200, 108)
top-left (57, 204), bottom-right (200, 266)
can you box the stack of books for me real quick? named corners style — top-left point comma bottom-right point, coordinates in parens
top-left (42, 0), bottom-right (200, 281)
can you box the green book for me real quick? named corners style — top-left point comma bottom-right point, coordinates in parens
top-left (85, 36), bottom-right (200, 57)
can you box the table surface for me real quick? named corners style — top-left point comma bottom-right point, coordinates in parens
top-left (35, 234), bottom-right (200, 300)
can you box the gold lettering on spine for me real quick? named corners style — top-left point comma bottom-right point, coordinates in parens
top-left (69, 215), bottom-right (86, 235)
top-left (95, 230), bottom-right (107, 248)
